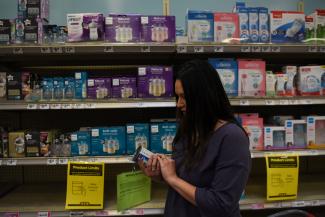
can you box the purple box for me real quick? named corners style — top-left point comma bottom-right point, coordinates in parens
top-left (105, 14), bottom-right (141, 43)
top-left (87, 78), bottom-right (111, 99)
top-left (112, 77), bottom-right (137, 98)
top-left (67, 13), bottom-right (104, 42)
top-left (140, 16), bottom-right (176, 42)
top-left (0, 19), bottom-right (11, 44)
top-left (137, 66), bottom-right (174, 98)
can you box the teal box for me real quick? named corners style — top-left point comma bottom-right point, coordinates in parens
top-left (150, 122), bottom-right (177, 154)
top-left (126, 123), bottom-right (149, 155)
top-left (91, 127), bottom-right (126, 156)
top-left (75, 72), bottom-right (87, 99)
top-left (70, 131), bottom-right (91, 156)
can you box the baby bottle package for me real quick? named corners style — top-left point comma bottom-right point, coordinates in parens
top-left (6, 71), bottom-right (22, 100)
top-left (42, 77), bottom-right (53, 100)
top-left (105, 14), bottom-right (141, 43)
top-left (214, 13), bottom-right (239, 43)
top-left (307, 116), bottom-right (325, 149)
top-left (126, 123), bottom-right (149, 154)
top-left (9, 131), bottom-right (25, 158)
top-left (71, 131), bottom-right (91, 156)
top-left (282, 66), bottom-right (297, 96)
top-left (313, 9), bottom-right (325, 43)
top-left (75, 72), bottom-right (87, 99)
top-left (25, 131), bottom-right (40, 157)
top-left (64, 77), bottom-right (75, 100)
top-left (275, 74), bottom-right (287, 96)
top-left (141, 16), bottom-right (175, 42)
top-left (264, 127), bottom-right (286, 150)
top-left (270, 11), bottom-right (305, 43)
top-left (258, 7), bottom-right (269, 43)
top-left (150, 122), bottom-right (177, 154)
top-left (186, 10), bottom-right (214, 42)
top-left (248, 8), bottom-right (259, 43)
top-left (305, 15), bottom-right (315, 43)
top-left (266, 71), bottom-right (276, 97)
top-left (285, 120), bottom-right (307, 149)
top-left (241, 117), bottom-right (264, 151)
top-left (0, 72), bottom-right (6, 99)
top-left (238, 8), bottom-right (249, 43)
top-left (53, 77), bottom-right (64, 100)
top-left (137, 66), bottom-right (173, 98)
top-left (208, 58), bottom-right (238, 96)
top-left (297, 66), bottom-right (324, 96)
top-left (112, 77), bottom-right (137, 98)
top-left (87, 78), bottom-right (111, 99)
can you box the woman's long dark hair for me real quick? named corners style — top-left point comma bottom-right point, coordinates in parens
top-left (174, 59), bottom-right (241, 170)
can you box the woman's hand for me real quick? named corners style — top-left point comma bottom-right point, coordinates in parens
top-left (157, 155), bottom-right (178, 185)
top-left (138, 154), bottom-right (161, 179)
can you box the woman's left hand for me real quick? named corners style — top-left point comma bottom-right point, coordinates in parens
top-left (157, 155), bottom-right (178, 185)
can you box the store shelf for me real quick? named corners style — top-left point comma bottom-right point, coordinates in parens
top-left (251, 150), bottom-right (325, 158)
top-left (0, 176), bottom-right (325, 216)
top-left (230, 96), bottom-right (325, 106)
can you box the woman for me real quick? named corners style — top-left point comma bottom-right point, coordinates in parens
top-left (139, 59), bottom-right (251, 217)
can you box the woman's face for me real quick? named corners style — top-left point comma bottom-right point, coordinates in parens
top-left (175, 80), bottom-right (186, 113)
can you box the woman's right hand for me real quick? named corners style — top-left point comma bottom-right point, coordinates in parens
top-left (138, 154), bottom-right (162, 180)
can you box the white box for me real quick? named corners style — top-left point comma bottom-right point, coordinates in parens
top-left (285, 120), bottom-right (307, 149)
top-left (264, 127), bottom-right (286, 150)
top-left (282, 66), bottom-right (297, 96)
top-left (307, 116), bottom-right (325, 149)
top-left (298, 65), bottom-right (324, 96)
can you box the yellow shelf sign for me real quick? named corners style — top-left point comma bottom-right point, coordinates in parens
top-left (65, 162), bottom-right (105, 209)
top-left (265, 155), bottom-right (299, 201)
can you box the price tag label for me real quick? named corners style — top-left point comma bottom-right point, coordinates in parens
top-left (4, 212), bottom-right (20, 217)
top-left (62, 104), bottom-right (72, 109)
top-left (271, 46), bottom-right (281, 52)
top-left (95, 211), bottom-right (109, 216)
top-left (252, 46), bottom-right (261, 52)
top-left (27, 104), bottom-right (37, 109)
top-left (73, 104), bottom-right (85, 109)
top-left (38, 211), bottom-right (51, 217)
top-left (47, 158), bottom-right (57, 165)
top-left (292, 201), bottom-right (305, 207)
top-left (261, 46), bottom-right (271, 52)
top-left (311, 200), bottom-right (320, 206)
top-left (52, 47), bottom-right (63, 54)
top-left (241, 46), bottom-right (251, 52)
top-left (193, 46), bottom-right (204, 53)
top-left (104, 46), bottom-right (114, 53)
top-left (6, 159), bottom-right (17, 166)
top-left (214, 46), bottom-right (224, 52)
top-left (13, 47), bottom-right (23, 54)
top-left (288, 100), bottom-right (299, 105)
top-left (265, 100), bottom-right (275, 105)
top-left (177, 45), bottom-right (187, 53)
top-left (250, 203), bottom-right (264, 210)
top-left (320, 47), bottom-right (325, 53)
top-left (281, 202), bottom-right (291, 207)
top-left (39, 104), bottom-right (50, 110)
top-left (40, 47), bottom-right (51, 54)
top-left (240, 100), bottom-right (250, 106)
top-left (58, 158), bottom-right (68, 165)
top-left (308, 46), bottom-right (318, 52)
top-left (65, 47), bottom-right (75, 54)
top-left (141, 46), bottom-right (150, 52)
top-left (84, 103), bottom-right (96, 109)
top-left (50, 104), bottom-right (61, 109)
top-left (302, 99), bottom-right (312, 104)
top-left (70, 211), bottom-right (84, 217)
top-left (307, 150), bottom-right (319, 156)
top-left (279, 100), bottom-right (289, 105)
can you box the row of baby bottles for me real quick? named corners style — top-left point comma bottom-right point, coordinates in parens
top-left (149, 78), bottom-right (166, 97)
top-left (151, 24), bottom-right (169, 42)
top-left (161, 133), bottom-right (174, 152)
top-left (102, 137), bottom-right (120, 154)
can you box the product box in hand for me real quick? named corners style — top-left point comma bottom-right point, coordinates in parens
top-left (248, 8), bottom-right (259, 43)
top-left (75, 72), bottom-right (87, 99)
top-left (6, 72), bottom-right (22, 100)
top-left (126, 123), bottom-right (150, 155)
top-left (91, 127), bottom-right (126, 156)
top-left (297, 66), bottom-right (324, 96)
top-left (0, 72), bottom-right (6, 99)
top-left (214, 13), bottom-right (239, 43)
top-left (137, 66), bottom-right (173, 98)
top-left (105, 14), bottom-right (141, 43)
top-left (270, 11), bottom-right (305, 43)
top-left (150, 122), bottom-right (177, 154)
top-left (186, 10), bottom-right (214, 42)
top-left (264, 127), bottom-right (287, 150)
top-left (112, 77), bottom-right (137, 98)
top-left (71, 131), bottom-right (91, 156)
top-left (241, 117), bottom-right (264, 151)
top-left (9, 131), bottom-right (25, 158)
top-left (238, 59), bottom-right (266, 97)
top-left (25, 131), bottom-right (40, 157)
top-left (18, 0), bottom-right (49, 20)
top-left (0, 19), bottom-right (11, 44)
top-left (208, 58), bottom-right (238, 96)
top-left (140, 16), bottom-right (176, 42)
top-left (307, 116), bottom-right (325, 149)
top-left (67, 13), bottom-right (104, 42)
top-left (87, 78), bottom-right (111, 99)
top-left (285, 120), bottom-right (307, 149)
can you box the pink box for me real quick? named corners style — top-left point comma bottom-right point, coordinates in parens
top-left (242, 117), bottom-right (264, 151)
top-left (214, 13), bottom-right (239, 43)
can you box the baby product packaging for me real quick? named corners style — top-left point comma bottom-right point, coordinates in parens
top-left (285, 120), bottom-right (307, 149)
top-left (0, 19), bottom-right (11, 44)
top-left (105, 14), bottom-right (141, 43)
top-left (87, 78), bottom-right (111, 99)
top-left (137, 66), bottom-right (173, 98)
top-left (307, 116), bottom-right (325, 149)
top-left (53, 77), bottom-right (64, 100)
top-left (25, 131), bottom-right (40, 157)
top-left (258, 7), bottom-right (269, 43)
top-left (208, 58), bottom-right (238, 96)
top-left (266, 71), bottom-right (276, 97)
top-left (21, 72), bottom-right (32, 100)
top-left (91, 127), bottom-right (126, 156)
top-left (270, 11), bottom-right (305, 43)
top-left (0, 72), bottom-right (6, 99)
top-left (67, 13), bottom-right (104, 42)
top-left (6, 72), bottom-right (22, 100)
top-left (305, 15), bottom-right (315, 43)
top-left (275, 74), bottom-right (287, 96)
top-left (238, 8), bottom-right (249, 43)
top-left (214, 13), bottom-right (239, 43)
top-left (42, 78), bottom-right (53, 100)
top-left (18, 0), bottom-right (49, 20)
top-left (150, 122), bottom-right (177, 154)
top-left (314, 9), bottom-right (325, 44)
top-left (71, 131), bottom-right (91, 156)
top-left (0, 128), bottom-right (8, 158)
top-left (112, 77), bottom-right (137, 98)
top-left (126, 123), bottom-right (150, 154)
top-left (141, 16), bottom-right (176, 42)
top-left (241, 117), bottom-right (264, 151)
top-left (282, 66), bottom-right (297, 96)
top-left (40, 131), bottom-right (53, 157)
top-left (75, 72), bottom-right (87, 99)
top-left (298, 66), bottom-right (324, 96)
top-left (23, 18), bottom-right (39, 44)
top-left (64, 77), bottom-right (75, 100)
top-left (186, 10), bottom-right (214, 42)
top-left (9, 131), bottom-right (25, 158)
top-left (238, 59), bottom-right (266, 96)
top-left (264, 127), bottom-right (287, 150)
top-left (15, 19), bottom-right (25, 43)
top-left (248, 8), bottom-right (259, 43)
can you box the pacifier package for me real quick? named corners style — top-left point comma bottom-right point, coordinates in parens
top-left (307, 116), bottom-right (325, 149)
top-left (126, 123), bottom-right (149, 154)
top-left (186, 10), bottom-right (214, 42)
top-left (71, 131), bottom-right (91, 156)
top-left (285, 120), bottom-right (307, 149)
top-left (140, 16), bottom-right (176, 42)
top-left (150, 122), bottom-right (177, 154)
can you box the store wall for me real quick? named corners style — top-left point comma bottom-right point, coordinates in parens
top-left (0, 0), bottom-right (325, 28)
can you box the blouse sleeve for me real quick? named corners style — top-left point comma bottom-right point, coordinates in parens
top-left (195, 128), bottom-right (251, 217)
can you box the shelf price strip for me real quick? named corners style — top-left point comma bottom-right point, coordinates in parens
top-left (6, 159), bottom-right (17, 166)
top-left (177, 46), bottom-right (187, 53)
top-left (214, 46), bottom-right (224, 52)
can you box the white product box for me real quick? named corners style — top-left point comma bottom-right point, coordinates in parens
top-left (249, 8), bottom-right (259, 43)
top-left (285, 120), bottom-right (307, 149)
top-left (238, 60), bottom-right (266, 96)
top-left (307, 116), bottom-right (325, 149)
top-left (238, 7), bottom-right (249, 43)
top-left (266, 71), bottom-right (276, 97)
top-left (282, 66), bottom-right (297, 96)
top-left (270, 11), bottom-right (305, 43)
top-left (264, 127), bottom-right (286, 150)
top-left (259, 7), bottom-right (269, 43)
top-left (276, 74), bottom-right (287, 96)
top-left (186, 10), bottom-right (214, 42)
top-left (214, 13), bottom-right (239, 43)
top-left (298, 66), bottom-right (324, 96)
